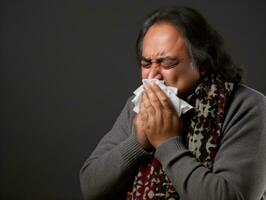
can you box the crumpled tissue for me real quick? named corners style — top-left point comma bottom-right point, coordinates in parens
top-left (131, 79), bottom-right (193, 116)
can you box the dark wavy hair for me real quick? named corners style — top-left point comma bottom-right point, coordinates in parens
top-left (136, 7), bottom-right (244, 83)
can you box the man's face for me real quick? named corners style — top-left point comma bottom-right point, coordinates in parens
top-left (141, 22), bottom-right (200, 98)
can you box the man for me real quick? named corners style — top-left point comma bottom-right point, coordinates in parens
top-left (80, 7), bottom-right (266, 200)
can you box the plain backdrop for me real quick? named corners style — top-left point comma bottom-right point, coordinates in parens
top-left (1, 0), bottom-right (265, 199)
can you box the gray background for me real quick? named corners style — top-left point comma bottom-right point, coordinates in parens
top-left (1, 0), bottom-right (265, 199)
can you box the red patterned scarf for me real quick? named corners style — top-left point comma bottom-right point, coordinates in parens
top-left (127, 74), bottom-right (234, 199)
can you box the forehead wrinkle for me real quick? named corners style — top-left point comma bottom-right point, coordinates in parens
top-left (145, 49), bottom-right (166, 60)
top-left (142, 40), bottom-right (169, 59)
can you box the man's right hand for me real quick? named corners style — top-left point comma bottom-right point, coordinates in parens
top-left (134, 94), bottom-right (153, 150)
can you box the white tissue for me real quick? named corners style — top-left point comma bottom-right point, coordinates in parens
top-left (131, 79), bottom-right (193, 116)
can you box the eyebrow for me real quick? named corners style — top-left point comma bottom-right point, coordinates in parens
top-left (141, 56), bottom-right (180, 62)
top-left (141, 56), bottom-right (150, 62)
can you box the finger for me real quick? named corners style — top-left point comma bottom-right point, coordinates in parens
top-left (141, 112), bottom-right (148, 123)
top-left (151, 83), bottom-right (173, 110)
top-left (142, 90), bottom-right (156, 116)
top-left (142, 90), bottom-right (152, 109)
top-left (143, 84), bottom-right (162, 110)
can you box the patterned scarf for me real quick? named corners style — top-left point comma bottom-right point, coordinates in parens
top-left (127, 74), bottom-right (234, 200)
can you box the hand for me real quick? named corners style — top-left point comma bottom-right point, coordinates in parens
top-left (142, 83), bottom-right (183, 148)
top-left (134, 93), bottom-right (153, 150)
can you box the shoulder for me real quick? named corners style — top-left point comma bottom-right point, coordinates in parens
top-left (122, 95), bottom-right (136, 119)
top-left (222, 84), bottom-right (266, 133)
top-left (118, 95), bottom-right (136, 128)
top-left (231, 84), bottom-right (265, 104)
top-left (227, 84), bottom-right (265, 113)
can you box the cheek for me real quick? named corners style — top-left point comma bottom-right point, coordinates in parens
top-left (161, 70), bottom-right (178, 85)
top-left (141, 68), bottom-right (149, 79)
top-left (162, 67), bottom-right (199, 91)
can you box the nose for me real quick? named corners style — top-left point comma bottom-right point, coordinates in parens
top-left (148, 64), bottom-right (163, 79)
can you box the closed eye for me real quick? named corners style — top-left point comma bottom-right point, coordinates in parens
top-left (140, 56), bottom-right (180, 69)
top-left (160, 57), bottom-right (179, 69)
top-left (140, 58), bottom-right (152, 68)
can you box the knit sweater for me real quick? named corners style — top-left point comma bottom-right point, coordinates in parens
top-left (80, 84), bottom-right (266, 200)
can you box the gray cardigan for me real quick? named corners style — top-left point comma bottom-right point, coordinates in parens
top-left (80, 85), bottom-right (266, 200)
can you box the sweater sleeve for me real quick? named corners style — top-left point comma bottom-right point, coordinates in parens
top-left (80, 97), bottom-right (150, 200)
top-left (154, 85), bottom-right (266, 200)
